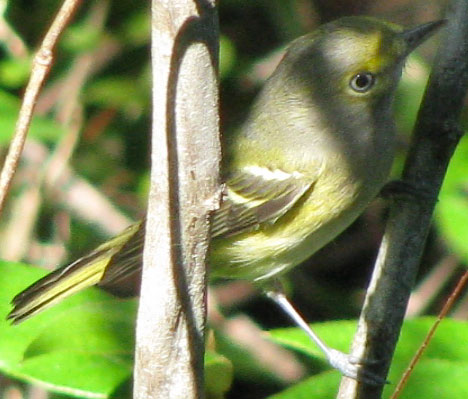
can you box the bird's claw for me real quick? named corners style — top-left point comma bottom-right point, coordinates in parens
top-left (327, 349), bottom-right (389, 386)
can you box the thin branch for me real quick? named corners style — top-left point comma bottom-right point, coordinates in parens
top-left (390, 271), bottom-right (468, 399)
top-left (134, 1), bottom-right (220, 399)
top-left (0, 0), bottom-right (82, 216)
top-left (337, 1), bottom-right (468, 398)
top-left (452, 289), bottom-right (468, 319)
top-left (0, 0), bottom-right (111, 262)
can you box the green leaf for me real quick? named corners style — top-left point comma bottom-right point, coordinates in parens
top-left (84, 77), bottom-right (147, 112)
top-left (268, 319), bottom-right (357, 362)
top-left (61, 24), bottom-right (102, 53)
top-left (269, 359), bottom-right (468, 399)
top-left (120, 10), bottom-right (150, 46)
top-left (0, 260), bottom-right (136, 398)
top-left (220, 35), bottom-right (237, 78)
top-left (0, 90), bottom-right (66, 145)
top-left (0, 261), bottom-right (241, 398)
top-left (436, 135), bottom-right (468, 264)
top-left (205, 350), bottom-right (233, 399)
top-left (268, 318), bottom-right (468, 398)
top-left (385, 358), bottom-right (468, 399)
top-left (267, 371), bottom-right (339, 399)
top-left (0, 57), bottom-right (31, 88)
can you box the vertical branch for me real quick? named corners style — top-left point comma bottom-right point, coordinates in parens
top-left (134, 1), bottom-right (220, 399)
top-left (0, 0), bottom-right (82, 216)
top-left (338, 1), bottom-right (468, 398)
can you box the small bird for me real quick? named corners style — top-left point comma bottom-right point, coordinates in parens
top-left (8, 16), bottom-right (443, 383)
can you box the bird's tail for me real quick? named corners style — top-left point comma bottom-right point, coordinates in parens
top-left (8, 221), bottom-right (144, 324)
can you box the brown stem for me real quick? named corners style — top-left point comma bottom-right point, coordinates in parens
top-left (0, 0), bottom-right (82, 216)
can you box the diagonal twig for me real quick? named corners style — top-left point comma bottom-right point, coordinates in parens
top-left (0, 0), bottom-right (82, 216)
top-left (390, 271), bottom-right (468, 399)
top-left (338, 1), bottom-right (468, 397)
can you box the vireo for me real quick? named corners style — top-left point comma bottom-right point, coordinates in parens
top-left (8, 16), bottom-right (443, 383)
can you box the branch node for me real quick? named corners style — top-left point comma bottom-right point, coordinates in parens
top-left (35, 49), bottom-right (53, 67)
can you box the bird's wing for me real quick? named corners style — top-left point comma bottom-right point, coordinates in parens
top-left (211, 166), bottom-right (314, 238)
top-left (98, 167), bottom-right (313, 282)
top-left (8, 167), bottom-right (313, 323)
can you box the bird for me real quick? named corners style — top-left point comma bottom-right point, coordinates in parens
top-left (8, 16), bottom-right (444, 383)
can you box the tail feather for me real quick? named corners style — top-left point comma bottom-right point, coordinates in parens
top-left (8, 259), bottom-right (108, 323)
top-left (8, 222), bottom-right (143, 324)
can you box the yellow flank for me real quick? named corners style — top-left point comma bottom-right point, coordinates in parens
top-left (210, 159), bottom-right (367, 281)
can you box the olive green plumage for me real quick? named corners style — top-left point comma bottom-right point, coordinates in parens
top-left (8, 16), bottom-right (443, 323)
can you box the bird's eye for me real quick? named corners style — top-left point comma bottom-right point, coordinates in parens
top-left (349, 72), bottom-right (375, 93)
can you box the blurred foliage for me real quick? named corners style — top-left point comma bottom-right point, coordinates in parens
top-left (0, 91), bottom-right (66, 144)
top-left (0, 0), bottom-right (467, 398)
top-left (0, 261), bottom-right (233, 399)
top-left (268, 318), bottom-right (468, 399)
top-left (2, 262), bottom-right (468, 399)
top-left (436, 139), bottom-right (468, 266)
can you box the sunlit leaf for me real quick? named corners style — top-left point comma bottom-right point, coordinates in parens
top-left (0, 261), bottom-right (135, 398)
top-left (268, 318), bottom-right (468, 398)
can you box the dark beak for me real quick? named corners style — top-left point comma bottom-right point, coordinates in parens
top-left (401, 19), bottom-right (446, 53)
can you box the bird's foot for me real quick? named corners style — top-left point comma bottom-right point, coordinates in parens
top-left (327, 349), bottom-right (389, 386)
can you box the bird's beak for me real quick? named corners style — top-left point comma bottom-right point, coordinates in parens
top-left (401, 19), bottom-right (446, 54)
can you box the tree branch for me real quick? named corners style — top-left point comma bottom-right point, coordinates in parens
top-left (134, 1), bottom-right (220, 399)
top-left (0, 0), bottom-right (82, 216)
top-left (337, 1), bottom-right (468, 398)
